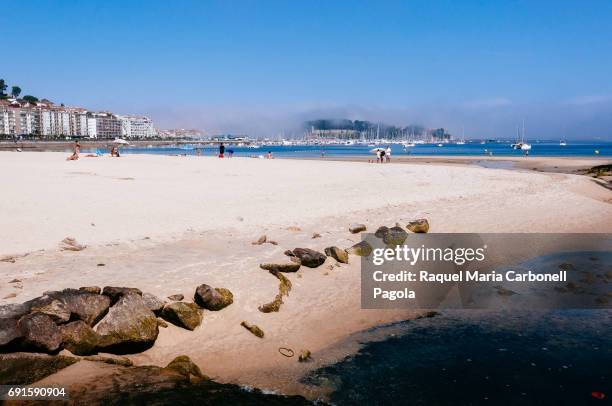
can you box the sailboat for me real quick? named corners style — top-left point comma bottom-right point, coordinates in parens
top-left (456, 126), bottom-right (466, 145)
top-left (511, 120), bottom-right (531, 152)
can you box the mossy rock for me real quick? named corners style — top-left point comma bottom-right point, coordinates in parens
top-left (347, 241), bottom-right (373, 257)
top-left (324, 246), bottom-right (349, 264)
top-left (260, 262), bottom-right (301, 273)
top-left (0, 352), bottom-right (79, 385)
top-left (241, 321), bottom-right (264, 338)
top-left (194, 285), bottom-right (233, 311)
top-left (61, 321), bottom-right (100, 356)
top-left (160, 302), bottom-right (203, 331)
top-left (407, 219), bottom-right (429, 233)
top-left (164, 355), bottom-right (208, 382)
top-left (383, 226), bottom-right (408, 246)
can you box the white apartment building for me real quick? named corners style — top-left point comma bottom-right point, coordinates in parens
top-left (118, 115), bottom-right (157, 138)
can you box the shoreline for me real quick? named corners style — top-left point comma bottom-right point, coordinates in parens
top-left (1, 151), bottom-right (611, 400)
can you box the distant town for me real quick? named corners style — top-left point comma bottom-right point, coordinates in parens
top-left (1, 79), bottom-right (456, 143)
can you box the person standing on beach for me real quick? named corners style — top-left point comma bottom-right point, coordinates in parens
top-left (385, 146), bottom-right (391, 163)
top-left (219, 143), bottom-right (225, 158)
top-left (376, 149), bottom-right (381, 163)
top-left (379, 148), bottom-right (386, 163)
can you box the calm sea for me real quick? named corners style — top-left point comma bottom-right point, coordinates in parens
top-left (85, 140), bottom-right (611, 158)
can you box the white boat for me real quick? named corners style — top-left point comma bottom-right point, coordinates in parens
top-left (559, 140), bottom-right (567, 146)
top-left (437, 143), bottom-right (443, 147)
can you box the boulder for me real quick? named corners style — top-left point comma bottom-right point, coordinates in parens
top-left (194, 285), bottom-right (233, 311)
top-left (163, 355), bottom-right (208, 382)
top-left (167, 294), bottom-right (184, 301)
top-left (29, 296), bottom-right (71, 324)
top-left (374, 226), bottom-right (390, 238)
top-left (0, 302), bottom-right (31, 320)
top-left (324, 247), bottom-right (349, 264)
top-left (46, 289), bottom-right (110, 326)
top-left (79, 286), bottom-right (101, 294)
top-left (60, 321), bottom-right (100, 355)
top-left (0, 352), bottom-right (79, 385)
top-left (347, 241), bottom-right (373, 257)
top-left (349, 223), bottom-right (367, 233)
top-left (102, 286), bottom-right (143, 305)
top-left (142, 292), bottom-right (165, 314)
top-left (18, 313), bottom-right (62, 353)
top-left (290, 248), bottom-right (327, 268)
top-left (240, 321), bottom-right (264, 338)
top-left (260, 262), bottom-right (301, 273)
top-left (95, 294), bottom-right (159, 354)
top-left (407, 219), bottom-right (429, 233)
top-left (0, 317), bottom-right (22, 348)
top-left (383, 226), bottom-right (408, 246)
top-left (160, 302), bottom-right (203, 331)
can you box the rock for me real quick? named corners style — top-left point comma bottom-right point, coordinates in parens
top-left (95, 294), bottom-right (159, 353)
top-left (60, 321), bottom-right (100, 355)
top-left (260, 262), bottom-right (301, 273)
top-left (383, 225), bottom-right (408, 246)
top-left (298, 349), bottom-right (312, 362)
top-left (349, 223), bottom-right (367, 233)
top-left (18, 313), bottom-right (62, 353)
top-left (374, 226), bottom-right (390, 238)
top-left (290, 248), bottom-right (327, 268)
top-left (160, 302), bottom-right (203, 331)
top-left (167, 294), bottom-right (184, 301)
top-left (163, 355), bottom-right (208, 382)
top-left (240, 321), bottom-right (264, 338)
top-left (157, 318), bottom-right (168, 328)
top-left (0, 352), bottom-right (79, 385)
top-left (258, 295), bottom-right (283, 313)
top-left (0, 317), bottom-right (22, 348)
top-left (347, 241), bottom-right (373, 257)
top-left (9, 278), bottom-right (21, 283)
top-left (252, 235), bottom-right (267, 245)
top-left (102, 286), bottom-right (143, 305)
top-left (46, 289), bottom-right (110, 326)
top-left (60, 236), bottom-right (86, 251)
top-left (267, 240), bottom-right (278, 245)
top-left (0, 302), bottom-right (31, 320)
top-left (79, 286), bottom-right (101, 294)
top-left (312, 233), bottom-right (321, 239)
top-left (194, 285), bottom-right (233, 311)
top-left (258, 270), bottom-right (292, 313)
top-left (324, 246), bottom-right (349, 264)
top-left (83, 354), bottom-right (133, 367)
top-left (142, 293), bottom-right (165, 314)
top-left (28, 296), bottom-right (71, 324)
top-left (286, 226), bottom-right (302, 232)
top-left (3, 293), bottom-right (17, 299)
top-left (407, 219), bottom-right (429, 233)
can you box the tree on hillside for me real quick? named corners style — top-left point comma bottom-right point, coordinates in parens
top-left (11, 86), bottom-right (21, 98)
top-left (22, 95), bottom-right (39, 103)
top-left (0, 79), bottom-right (7, 98)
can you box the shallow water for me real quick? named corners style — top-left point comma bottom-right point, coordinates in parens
top-left (83, 141), bottom-right (611, 158)
top-left (302, 310), bottom-right (611, 405)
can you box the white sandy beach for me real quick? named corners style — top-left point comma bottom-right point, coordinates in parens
top-left (1, 151), bottom-right (611, 396)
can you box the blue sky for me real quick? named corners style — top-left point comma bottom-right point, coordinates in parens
top-left (3, 0), bottom-right (612, 138)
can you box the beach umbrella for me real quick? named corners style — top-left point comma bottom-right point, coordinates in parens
top-left (370, 148), bottom-right (385, 154)
top-left (111, 138), bottom-right (129, 145)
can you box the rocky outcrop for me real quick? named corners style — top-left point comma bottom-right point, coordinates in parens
top-left (95, 294), bottom-right (158, 354)
top-left (142, 293), bottom-right (165, 314)
top-left (194, 285), bottom-right (233, 311)
top-left (349, 223), bottom-right (367, 233)
top-left (46, 289), bottom-right (110, 326)
top-left (407, 219), bottom-right (430, 233)
top-left (289, 248), bottom-right (327, 268)
top-left (260, 262), bottom-right (301, 273)
top-left (0, 318), bottom-right (21, 348)
top-left (0, 302), bottom-right (31, 320)
top-left (160, 302), bottom-right (203, 331)
top-left (79, 286), bottom-right (101, 294)
top-left (0, 352), bottom-right (79, 385)
top-left (324, 246), bottom-right (349, 264)
top-left (18, 313), bottom-right (62, 353)
top-left (383, 225), bottom-right (408, 246)
top-left (163, 355), bottom-right (208, 382)
top-left (83, 354), bottom-right (133, 367)
top-left (102, 286), bottom-right (143, 305)
top-left (60, 321), bottom-right (100, 355)
top-left (29, 296), bottom-right (71, 324)
top-left (347, 240), bottom-right (373, 257)
top-left (241, 321), bottom-right (264, 338)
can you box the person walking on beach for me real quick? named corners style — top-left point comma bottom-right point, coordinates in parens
top-left (219, 143), bottom-right (225, 158)
top-left (379, 148), bottom-right (386, 163)
top-left (385, 146), bottom-right (391, 163)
